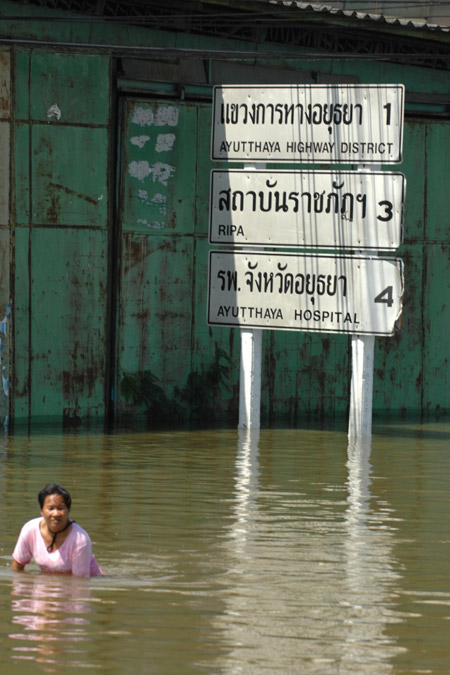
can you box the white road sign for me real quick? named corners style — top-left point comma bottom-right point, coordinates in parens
top-left (209, 170), bottom-right (405, 250)
top-left (211, 84), bottom-right (405, 163)
top-left (208, 251), bottom-right (403, 336)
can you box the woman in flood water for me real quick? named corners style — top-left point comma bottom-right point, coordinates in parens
top-left (11, 483), bottom-right (103, 577)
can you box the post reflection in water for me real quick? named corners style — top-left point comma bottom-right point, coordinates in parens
top-left (230, 428), bottom-right (261, 556)
top-left (343, 438), bottom-right (404, 671)
top-left (216, 431), bottom-right (406, 673)
top-left (9, 574), bottom-right (93, 669)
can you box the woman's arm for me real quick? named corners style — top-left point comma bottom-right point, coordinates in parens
top-left (12, 519), bottom-right (35, 571)
top-left (71, 528), bottom-right (93, 577)
top-left (11, 559), bottom-right (26, 572)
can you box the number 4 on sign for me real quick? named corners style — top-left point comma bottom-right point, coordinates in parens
top-left (375, 286), bottom-right (394, 308)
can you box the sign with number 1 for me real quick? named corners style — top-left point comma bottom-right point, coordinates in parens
top-left (212, 84), bottom-right (405, 163)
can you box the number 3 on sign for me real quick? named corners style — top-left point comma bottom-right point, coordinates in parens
top-left (375, 286), bottom-right (394, 307)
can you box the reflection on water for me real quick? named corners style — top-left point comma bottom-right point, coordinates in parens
top-left (9, 574), bottom-right (92, 669)
top-left (231, 428), bottom-right (261, 554)
top-left (0, 423), bottom-right (449, 673)
top-left (343, 439), bottom-right (404, 672)
top-left (217, 434), bottom-right (404, 673)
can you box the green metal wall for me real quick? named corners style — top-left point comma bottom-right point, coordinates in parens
top-left (0, 49), bottom-right (10, 427)
top-left (116, 98), bottom-right (240, 426)
top-left (10, 49), bottom-right (111, 426)
top-left (0, 14), bottom-right (448, 428)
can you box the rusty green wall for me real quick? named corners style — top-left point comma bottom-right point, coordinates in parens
top-left (0, 8), bottom-right (448, 428)
top-left (373, 119), bottom-right (449, 417)
top-left (0, 50), bottom-right (10, 427)
top-left (116, 99), bottom-right (241, 426)
top-left (10, 48), bottom-right (111, 426)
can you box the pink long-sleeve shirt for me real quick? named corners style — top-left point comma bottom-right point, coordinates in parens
top-left (12, 517), bottom-right (102, 577)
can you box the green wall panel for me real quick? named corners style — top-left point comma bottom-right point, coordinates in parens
top-left (30, 51), bottom-right (110, 125)
top-left (191, 236), bottom-right (240, 421)
top-left (373, 243), bottom-right (423, 414)
top-left (195, 105), bottom-right (212, 237)
top-left (0, 228), bottom-right (10, 313)
top-left (0, 49), bottom-right (10, 119)
top-left (402, 120), bottom-right (425, 244)
top-left (0, 49), bottom-right (10, 426)
top-left (0, 227), bottom-right (10, 424)
top-left (12, 226), bottom-right (31, 421)
top-left (426, 121), bottom-right (450, 243)
top-left (121, 99), bottom-right (197, 235)
top-left (422, 243), bottom-right (449, 414)
top-left (31, 124), bottom-right (108, 227)
top-left (192, 105), bottom-right (242, 419)
top-left (262, 331), bottom-right (349, 425)
top-left (117, 99), bottom-right (242, 424)
top-left (13, 49), bottom-right (30, 121)
top-left (0, 121), bottom-right (9, 226)
top-left (29, 228), bottom-right (108, 422)
top-left (117, 233), bottom-right (195, 413)
top-left (13, 122), bottom-right (30, 225)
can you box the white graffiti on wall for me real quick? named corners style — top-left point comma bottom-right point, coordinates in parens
top-left (131, 105), bottom-right (179, 127)
top-left (136, 192), bottom-right (168, 230)
top-left (137, 218), bottom-right (165, 230)
top-left (130, 135), bottom-right (150, 148)
top-left (128, 160), bottom-right (152, 181)
top-left (128, 105), bottom-right (179, 229)
top-left (155, 133), bottom-right (176, 153)
top-left (128, 161), bottom-right (175, 186)
top-left (46, 103), bottom-right (62, 120)
top-left (131, 107), bottom-right (154, 126)
top-left (137, 190), bottom-right (167, 213)
top-left (148, 162), bottom-right (175, 186)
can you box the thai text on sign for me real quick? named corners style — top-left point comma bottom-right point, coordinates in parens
top-left (209, 170), bottom-right (405, 250)
top-left (211, 84), bottom-right (405, 163)
top-left (208, 251), bottom-right (404, 336)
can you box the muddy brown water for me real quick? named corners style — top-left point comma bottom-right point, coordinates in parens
top-left (0, 422), bottom-right (449, 673)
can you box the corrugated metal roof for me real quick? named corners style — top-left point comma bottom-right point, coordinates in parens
top-left (268, 0), bottom-right (450, 33)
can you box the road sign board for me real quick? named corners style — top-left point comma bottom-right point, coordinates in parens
top-left (211, 84), bottom-right (405, 163)
top-left (208, 251), bottom-right (403, 336)
top-left (209, 170), bottom-right (405, 250)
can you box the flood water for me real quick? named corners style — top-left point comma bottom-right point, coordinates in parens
top-left (0, 422), bottom-right (449, 674)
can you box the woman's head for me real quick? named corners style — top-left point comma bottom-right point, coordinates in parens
top-left (38, 484), bottom-right (72, 511)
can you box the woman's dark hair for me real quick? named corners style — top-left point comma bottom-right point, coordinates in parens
top-left (38, 484), bottom-right (72, 510)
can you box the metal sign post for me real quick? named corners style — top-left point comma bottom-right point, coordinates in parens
top-left (348, 165), bottom-right (381, 440)
top-left (239, 327), bottom-right (262, 429)
top-left (238, 163), bottom-right (264, 430)
top-left (349, 334), bottom-right (375, 439)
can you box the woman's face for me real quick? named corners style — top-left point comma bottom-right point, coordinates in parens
top-left (40, 493), bottom-right (70, 532)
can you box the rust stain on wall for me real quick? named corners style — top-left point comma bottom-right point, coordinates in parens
top-left (0, 51), bottom-right (10, 116)
top-left (49, 181), bottom-right (100, 205)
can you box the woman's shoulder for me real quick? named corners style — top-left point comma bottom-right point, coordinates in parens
top-left (21, 517), bottom-right (42, 532)
top-left (70, 521), bottom-right (92, 543)
top-left (17, 517), bottom-right (41, 541)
